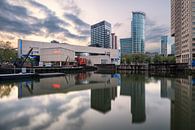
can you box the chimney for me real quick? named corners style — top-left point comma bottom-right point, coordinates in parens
top-left (111, 33), bottom-right (115, 49)
top-left (115, 36), bottom-right (117, 49)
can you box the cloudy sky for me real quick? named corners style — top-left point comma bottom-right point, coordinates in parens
top-left (0, 0), bottom-right (171, 52)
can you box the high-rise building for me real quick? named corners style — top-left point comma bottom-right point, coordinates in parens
top-left (171, 43), bottom-right (176, 55)
top-left (171, 0), bottom-right (195, 66)
top-left (91, 21), bottom-right (111, 48)
top-left (120, 11), bottom-right (145, 56)
top-left (120, 38), bottom-right (132, 56)
top-left (161, 36), bottom-right (168, 56)
top-left (131, 12), bottom-right (145, 53)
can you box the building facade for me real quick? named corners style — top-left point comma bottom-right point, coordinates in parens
top-left (18, 39), bottom-right (120, 66)
top-left (120, 38), bottom-right (132, 56)
top-left (91, 21), bottom-right (112, 48)
top-left (171, 43), bottom-right (176, 55)
top-left (131, 12), bottom-right (145, 53)
top-left (171, 0), bottom-right (195, 67)
top-left (161, 36), bottom-right (168, 56)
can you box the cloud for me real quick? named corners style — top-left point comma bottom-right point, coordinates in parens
top-left (145, 18), bottom-right (169, 43)
top-left (0, 90), bottom-right (90, 130)
top-left (0, 0), bottom-right (90, 43)
top-left (145, 42), bottom-right (160, 53)
top-left (65, 13), bottom-right (89, 28)
top-left (64, 13), bottom-right (90, 36)
top-left (0, 0), bottom-right (39, 35)
top-left (113, 23), bottom-right (123, 29)
top-left (60, 0), bottom-right (81, 15)
top-left (145, 18), bottom-right (169, 52)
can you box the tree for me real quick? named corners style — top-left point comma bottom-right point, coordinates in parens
top-left (121, 54), bottom-right (148, 64)
top-left (0, 41), bottom-right (17, 63)
top-left (153, 55), bottom-right (163, 63)
top-left (152, 55), bottom-right (176, 64)
top-left (121, 54), bottom-right (176, 64)
top-left (166, 56), bottom-right (176, 63)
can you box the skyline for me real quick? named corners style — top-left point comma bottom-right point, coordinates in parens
top-left (0, 0), bottom-right (170, 52)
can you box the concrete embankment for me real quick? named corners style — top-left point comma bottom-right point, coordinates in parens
top-left (0, 66), bottom-right (97, 74)
top-left (0, 73), bottom-right (35, 80)
top-left (95, 63), bottom-right (191, 73)
top-left (0, 73), bottom-right (70, 80)
top-left (0, 66), bottom-right (97, 80)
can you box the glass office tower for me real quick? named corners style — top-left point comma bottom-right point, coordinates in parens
top-left (131, 12), bottom-right (145, 53)
top-left (91, 21), bottom-right (111, 48)
top-left (161, 36), bottom-right (168, 56)
top-left (120, 38), bottom-right (132, 56)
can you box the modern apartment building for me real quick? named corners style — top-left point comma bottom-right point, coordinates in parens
top-left (91, 21), bottom-right (112, 48)
top-left (171, 0), bottom-right (195, 66)
top-left (161, 36), bottom-right (168, 56)
top-left (131, 12), bottom-right (146, 53)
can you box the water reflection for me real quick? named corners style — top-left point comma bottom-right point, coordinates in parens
top-left (18, 73), bottom-right (118, 98)
top-left (120, 74), bottom-right (146, 123)
top-left (91, 87), bottom-right (117, 113)
top-left (171, 76), bottom-right (195, 130)
top-left (0, 72), bottom-right (195, 130)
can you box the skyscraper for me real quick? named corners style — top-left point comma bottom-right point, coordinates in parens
top-left (171, 43), bottom-right (176, 55)
top-left (91, 21), bottom-right (111, 48)
top-left (161, 36), bottom-right (168, 56)
top-left (120, 11), bottom-right (145, 55)
top-left (120, 38), bottom-right (132, 56)
top-left (171, 0), bottom-right (195, 66)
top-left (131, 12), bottom-right (145, 53)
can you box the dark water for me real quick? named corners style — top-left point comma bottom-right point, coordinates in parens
top-left (0, 72), bottom-right (194, 130)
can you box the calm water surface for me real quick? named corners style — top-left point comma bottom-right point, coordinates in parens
top-left (0, 72), bottom-right (194, 130)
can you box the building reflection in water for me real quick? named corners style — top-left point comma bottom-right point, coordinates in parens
top-left (2, 72), bottom-right (195, 129)
top-left (160, 77), bottom-right (175, 100)
top-left (170, 76), bottom-right (195, 130)
top-left (159, 76), bottom-right (195, 130)
top-left (120, 73), bottom-right (146, 123)
top-left (91, 87), bottom-right (117, 113)
top-left (17, 72), bottom-right (119, 114)
top-left (17, 73), bottom-right (118, 99)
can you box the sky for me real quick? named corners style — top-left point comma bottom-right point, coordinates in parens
top-left (0, 0), bottom-right (171, 52)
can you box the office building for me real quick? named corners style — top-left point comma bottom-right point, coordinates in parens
top-left (171, 43), bottom-right (176, 55)
top-left (161, 36), bottom-right (168, 56)
top-left (131, 12), bottom-right (146, 53)
top-left (171, 0), bottom-right (195, 66)
top-left (120, 38), bottom-right (132, 56)
top-left (91, 21), bottom-right (111, 48)
top-left (120, 11), bottom-right (145, 56)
